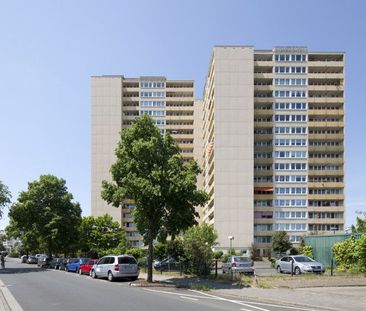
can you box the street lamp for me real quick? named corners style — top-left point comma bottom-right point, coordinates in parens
top-left (228, 236), bottom-right (234, 255)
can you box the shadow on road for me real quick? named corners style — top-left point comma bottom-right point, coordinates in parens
top-left (0, 266), bottom-right (48, 275)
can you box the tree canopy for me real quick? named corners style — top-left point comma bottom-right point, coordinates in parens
top-left (79, 214), bottom-right (128, 257)
top-left (272, 231), bottom-right (292, 256)
top-left (0, 180), bottom-right (11, 219)
top-left (6, 175), bottom-right (82, 256)
top-left (101, 114), bottom-right (208, 281)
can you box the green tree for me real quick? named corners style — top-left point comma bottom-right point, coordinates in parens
top-left (272, 231), bottom-right (292, 257)
top-left (182, 223), bottom-right (218, 276)
top-left (302, 245), bottom-right (314, 258)
top-left (333, 236), bottom-right (359, 271)
top-left (7, 175), bottom-right (82, 256)
top-left (102, 115), bottom-right (208, 282)
top-left (79, 215), bottom-right (128, 257)
top-left (153, 242), bottom-right (167, 261)
top-left (0, 180), bottom-right (11, 219)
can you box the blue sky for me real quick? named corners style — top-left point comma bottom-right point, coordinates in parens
top-left (1, 0), bottom-right (365, 229)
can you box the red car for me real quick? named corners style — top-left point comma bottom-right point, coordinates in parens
top-left (78, 259), bottom-right (96, 275)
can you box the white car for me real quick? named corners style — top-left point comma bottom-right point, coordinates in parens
top-left (90, 255), bottom-right (139, 281)
top-left (275, 255), bottom-right (325, 275)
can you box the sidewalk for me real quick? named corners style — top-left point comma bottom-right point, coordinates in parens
top-left (138, 272), bottom-right (366, 311)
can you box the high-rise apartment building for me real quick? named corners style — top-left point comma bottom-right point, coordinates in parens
top-left (200, 46), bottom-right (345, 256)
top-left (91, 76), bottom-right (195, 246)
top-left (91, 45), bottom-right (345, 254)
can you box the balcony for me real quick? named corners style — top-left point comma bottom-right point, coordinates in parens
top-left (308, 110), bottom-right (344, 117)
top-left (307, 61), bottom-right (344, 68)
top-left (308, 169), bottom-right (344, 176)
top-left (308, 206), bottom-right (344, 212)
top-left (308, 158), bottom-right (344, 165)
top-left (308, 194), bottom-right (344, 201)
top-left (308, 182), bottom-right (344, 188)
top-left (308, 73), bottom-right (343, 80)
top-left (308, 218), bottom-right (344, 225)
top-left (254, 73), bottom-right (274, 79)
top-left (308, 145), bottom-right (344, 153)
top-left (308, 133), bottom-right (344, 140)
top-left (308, 85), bottom-right (344, 92)
top-left (308, 121), bottom-right (344, 128)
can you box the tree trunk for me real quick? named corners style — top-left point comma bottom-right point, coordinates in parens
top-left (147, 238), bottom-right (153, 282)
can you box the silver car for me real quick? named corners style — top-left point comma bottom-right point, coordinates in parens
top-left (222, 256), bottom-right (254, 275)
top-left (90, 255), bottom-right (139, 281)
top-left (275, 255), bottom-right (325, 275)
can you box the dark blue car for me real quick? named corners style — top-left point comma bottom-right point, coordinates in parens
top-left (66, 258), bottom-right (89, 273)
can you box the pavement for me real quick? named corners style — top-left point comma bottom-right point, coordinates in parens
top-left (136, 261), bottom-right (366, 311)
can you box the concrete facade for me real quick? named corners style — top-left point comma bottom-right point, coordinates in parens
top-left (91, 45), bottom-right (345, 254)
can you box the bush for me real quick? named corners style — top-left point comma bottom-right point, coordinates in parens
top-left (302, 245), bottom-right (313, 258)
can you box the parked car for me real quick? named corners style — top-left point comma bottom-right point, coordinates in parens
top-left (153, 257), bottom-right (177, 271)
top-left (20, 255), bottom-right (28, 263)
top-left (222, 256), bottom-right (254, 275)
top-left (275, 255), bottom-right (325, 275)
top-left (59, 258), bottom-right (73, 271)
top-left (90, 255), bottom-right (139, 281)
top-left (38, 256), bottom-right (52, 268)
top-left (48, 258), bottom-right (64, 269)
top-left (79, 259), bottom-right (96, 275)
top-left (27, 256), bottom-right (38, 264)
top-left (66, 258), bottom-right (89, 273)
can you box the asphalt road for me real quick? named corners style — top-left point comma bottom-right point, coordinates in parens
top-left (0, 258), bottom-right (318, 311)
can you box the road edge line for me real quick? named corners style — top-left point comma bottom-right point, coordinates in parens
top-left (0, 279), bottom-right (24, 311)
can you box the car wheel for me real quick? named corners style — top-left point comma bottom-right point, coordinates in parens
top-left (108, 271), bottom-right (115, 282)
top-left (66, 266), bottom-right (69, 272)
top-left (130, 276), bottom-right (138, 281)
top-left (91, 270), bottom-right (97, 279)
top-left (276, 266), bottom-right (282, 273)
top-left (78, 268), bottom-right (82, 275)
top-left (294, 267), bottom-right (301, 275)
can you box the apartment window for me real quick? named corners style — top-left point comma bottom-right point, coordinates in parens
top-left (275, 127), bottom-right (307, 134)
top-left (275, 187), bottom-right (307, 195)
top-left (254, 224), bottom-right (273, 231)
top-left (274, 139), bottom-right (307, 146)
top-left (140, 100), bottom-right (165, 107)
top-left (274, 66), bottom-right (306, 73)
top-left (140, 91), bottom-right (165, 98)
top-left (275, 175), bottom-right (307, 183)
top-left (275, 78), bottom-right (307, 86)
top-left (274, 199), bottom-right (307, 207)
top-left (274, 90), bottom-right (306, 98)
top-left (140, 81), bottom-right (165, 88)
top-left (274, 151), bottom-right (306, 158)
top-left (254, 236), bottom-right (272, 243)
top-left (154, 120), bottom-right (166, 126)
top-left (275, 223), bottom-right (307, 231)
top-left (289, 236), bottom-right (302, 242)
top-left (274, 163), bottom-right (307, 170)
top-left (274, 115), bottom-right (307, 122)
top-left (140, 110), bottom-right (165, 117)
top-left (275, 211), bottom-right (307, 219)
top-left (274, 102), bottom-right (307, 110)
top-left (274, 54), bottom-right (306, 62)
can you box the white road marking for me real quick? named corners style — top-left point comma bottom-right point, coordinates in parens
top-left (144, 288), bottom-right (211, 299)
top-left (180, 296), bottom-right (199, 301)
top-left (0, 279), bottom-right (24, 311)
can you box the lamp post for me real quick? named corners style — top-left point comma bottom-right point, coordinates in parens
top-left (228, 236), bottom-right (234, 255)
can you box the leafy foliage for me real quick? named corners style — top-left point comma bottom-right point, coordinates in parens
top-left (182, 223), bottom-right (218, 276)
top-left (6, 175), bottom-right (82, 256)
top-left (302, 245), bottom-right (314, 258)
top-left (0, 180), bottom-right (11, 219)
top-left (333, 236), bottom-right (360, 271)
top-left (271, 231), bottom-right (292, 256)
top-left (79, 215), bottom-right (128, 258)
top-left (101, 115), bottom-right (208, 281)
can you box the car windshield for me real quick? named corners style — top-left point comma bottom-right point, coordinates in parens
top-left (80, 258), bottom-right (89, 264)
top-left (234, 257), bottom-right (250, 262)
top-left (87, 260), bottom-right (95, 265)
top-left (294, 256), bottom-right (314, 262)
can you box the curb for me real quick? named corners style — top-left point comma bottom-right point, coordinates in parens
top-left (0, 279), bottom-right (23, 311)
